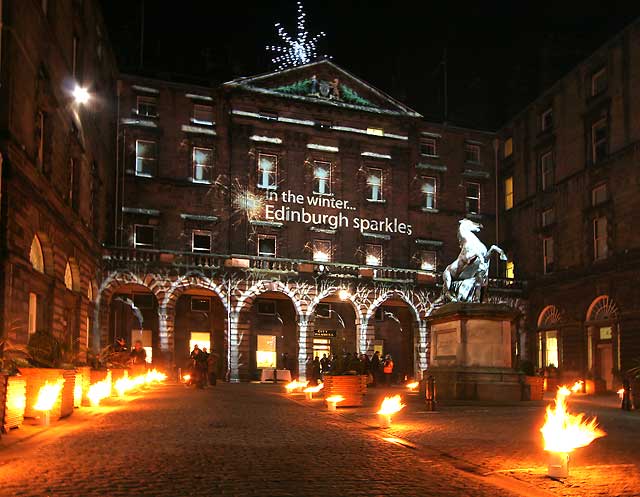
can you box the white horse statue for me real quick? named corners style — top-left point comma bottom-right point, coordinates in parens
top-left (439, 219), bottom-right (507, 303)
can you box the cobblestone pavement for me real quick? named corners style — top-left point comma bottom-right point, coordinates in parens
top-left (328, 387), bottom-right (640, 497)
top-left (0, 383), bottom-right (532, 497)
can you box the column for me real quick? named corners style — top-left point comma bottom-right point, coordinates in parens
top-left (359, 318), bottom-right (376, 356)
top-left (297, 316), bottom-right (313, 381)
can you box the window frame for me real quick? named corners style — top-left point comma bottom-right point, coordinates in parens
top-left (133, 224), bottom-right (156, 249)
top-left (257, 153), bottom-right (278, 190)
top-left (541, 107), bottom-right (553, 132)
top-left (591, 184), bottom-right (607, 206)
top-left (190, 296), bottom-right (211, 312)
top-left (593, 217), bottom-right (608, 260)
top-left (420, 138), bottom-right (438, 157)
top-left (136, 96), bottom-right (158, 118)
top-left (465, 182), bottom-right (481, 214)
top-left (543, 236), bottom-right (554, 274)
top-left (591, 118), bottom-right (608, 164)
top-left (312, 160), bottom-right (332, 195)
top-left (28, 292), bottom-right (38, 335)
top-left (541, 208), bottom-right (555, 227)
top-left (504, 176), bottom-right (514, 210)
top-left (312, 239), bottom-right (332, 262)
top-left (419, 250), bottom-right (437, 272)
top-left (364, 243), bottom-right (383, 267)
top-left (135, 139), bottom-right (157, 177)
top-left (505, 260), bottom-right (515, 279)
top-left (366, 167), bottom-right (384, 202)
top-left (192, 146), bottom-right (214, 184)
top-left (591, 68), bottom-right (607, 97)
top-left (422, 176), bottom-right (437, 210)
top-left (257, 235), bottom-right (276, 258)
top-left (192, 104), bottom-right (213, 126)
top-left (464, 143), bottom-right (481, 163)
top-left (504, 137), bottom-right (513, 158)
top-left (191, 230), bottom-right (212, 253)
top-left (540, 151), bottom-right (554, 191)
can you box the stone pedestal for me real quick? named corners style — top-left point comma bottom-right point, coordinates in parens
top-left (425, 303), bottom-right (523, 402)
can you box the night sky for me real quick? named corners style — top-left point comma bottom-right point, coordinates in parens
top-left (100, 1), bottom-right (640, 129)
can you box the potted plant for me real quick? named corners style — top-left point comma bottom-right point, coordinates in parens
top-left (518, 359), bottom-right (544, 401)
top-left (322, 354), bottom-right (367, 407)
top-left (0, 335), bottom-right (30, 432)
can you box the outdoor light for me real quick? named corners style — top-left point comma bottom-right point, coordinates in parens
top-left (377, 395), bottom-right (405, 428)
top-left (541, 385), bottom-right (605, 478)
top-left (182, 374), bottom-right (191, 383)
top-left (326, 395), bottom-right (344, 411)
top-left (617, 388), bottom-right (625, 400)
top-left (338, 289), bottom-right (350, 301)
top-left (285, 379), bottom-right (308, 393)
top-left (570, 380), bottom-right (584, 393)
top-left (33, 379), bottom-right (64, 426)
top-left (303, 382), bottom-right (323, 400)
top-left (406, 381), bottom-right (419, 392)
top-left (73, 85), bottom-right (90, 105)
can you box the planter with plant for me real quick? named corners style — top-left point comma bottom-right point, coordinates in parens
top-left (322, 355), bottom-right (367, 407)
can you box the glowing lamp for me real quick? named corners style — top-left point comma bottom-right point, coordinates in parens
top-left (73, 85), bottom-right (90, 105)
top-left (34, 379), bottom-right (64, 426)
top-left (303, 382), bottom-right (323, 400)
top-left (326, 395), bottom-right (344, 411)
top-left (406, 381), bottom-right (419, 392)
top-left (377, 395), bottom-right (405, 428)
top-left (285, 379), bottom-right (308, 393)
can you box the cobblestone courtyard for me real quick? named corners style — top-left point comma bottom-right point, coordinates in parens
top-left (0, 383), bottom-right (638, 497)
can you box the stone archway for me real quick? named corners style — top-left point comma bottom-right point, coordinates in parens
top-left (585, 295), bottom-right (620, 391)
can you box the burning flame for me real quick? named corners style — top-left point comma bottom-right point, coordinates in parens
top-left (326, 395), bottom-right (345, 404)
top-left (145, 369), bottom-right (167, 383)
top-left (406, 381), bottom-right (419, 391)
top-left (285, 379), bottom-right (309, 392)
top-left (617, 388), bottom-right (625, 399)
top-left (74, 377), bottom-right (83, 407)
top-left (570, 380), bottom-right (584, 393)
top-left (33, 379), bottom-right (64, 412)
top-left (377, 395), bottom-right (406, 415)
top-left (303, 382), bottom-right (324, 393)
top-left (182, 374), bottom-right (191, 382)
top-left (87, 372), bottom-right (112, 407)
top-left (541, 386), bottom-right (606, 453)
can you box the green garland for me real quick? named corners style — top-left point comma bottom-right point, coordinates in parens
top-left (271, 79), bottom-right (375, 108)
top-left (339, 84), bottom-right (374, 107)
top-left (273, 79), bottom-right (312, 95)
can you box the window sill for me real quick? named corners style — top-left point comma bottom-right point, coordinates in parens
top-left (420, 153), bottom-right (439, 159)
top-left (366, 199), bottom-right (386, 204)
top-left (257, 185), bottom-right (278, 191)
top-left (312, 192), bottom-right (334, 197)
top-left (421, 207), bottom-right (439, 213)
top-left (135, 172), bottom-right (154, 179)
top-left (192, 179), bottom-right (212, 185)
top-left (465, 160), bottom-right (483, 166)
top-left (466, 212), bottom-right (482, 221)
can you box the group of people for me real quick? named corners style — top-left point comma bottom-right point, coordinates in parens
top-left (187, 344), bottom-right (219, 389)
top-left (310, 350), bottom-right (395, 386)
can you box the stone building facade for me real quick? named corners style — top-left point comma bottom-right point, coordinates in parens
top-left (101, 63), bottom-right (521, 381)
top-left (497, 19), bottom-right (640, 389)
top-left (0, 0), bottom-right (118, 363)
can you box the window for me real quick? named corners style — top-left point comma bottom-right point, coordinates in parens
top-left (28, 293), bottom-right (38, 335)
top-left (132, 293), bottom-right (154, 309)
top-left (504, 176), bottom-right (513, 210)
top-left (37, 111), bottom-right (45, 169)
top-left (134, 225), bottom-right (155, 248)
top-left (365, 244), bottom-right (383, 266)
top-left (135, 140), bottom-right (157, 177)
top-left (419, 250), bottom-right (437, 271)
top-left (505, 260), bottom-right (515, 279)
top-left (313, 161), bottom-right (331, 195)
top-left (592, 184), bottom-right (607, 206)
top-left (137, 96), bottom-right (157, 118)
top-left (422, 177), bottom-right (437, 209)
top-left (539, 330), bottom-right (559, 368)
top-left (542, 208), bottom-right (555, 227)
top-left (465, 183), bottom-right (480, 214)
top-left (504, 137), bottom-right (513, 158)
top-left (192, 147), bottom-right (213, 184)
top-left (541, 108), bottom-right (553, 131)
top-left (593, 217), bottom-right (608, 260)
top-left (192, 104), bottom-right (213, 125)
top-left (599, 326), bottom-right (612, 340)
top-left (191, 297), bottom-right (211, 312)
top-left (315, 303), bottom-right (331, 319)
top-left (30, 236), bottom-right (45, 273)
top-left (257, 154), bottom-right (277, 190)
top-left (540, 151), bottom-right (554, 191)
top-left (464, 143), bottom-right (481, 163)
top-left (256, 335), bottom-right (277, 368)
top-left (72, 35), bottom-right (79, 79)
top-left (312, 239), bottom-right (332, 262)
top-left (189, 331), bottom-right (210, 354)
top-left (257, 236), bottom-right (276, 257)
top-left (192, 230), bottom-right (212, 253)
top-left (366, 127), bottom-right (384, 136)
top-left (591, 68), bottom-right (607, 96)
top-left (68, 158), bottom-right (77, 207)
top-left (366, 168), bottom-right (383, 201)
top-left (256, 300), bottom-right (276, 315)
top-left (543, 237), bottom-right (554, 274)
top-left (420, 138), bottom-right (437, 157)
top-left (64, 262), bottom-right (73, 291)
top-left (592, 119), bottom-right (607, 163)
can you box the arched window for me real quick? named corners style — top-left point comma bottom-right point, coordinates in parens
top-left (537, 305), bottom-right (563, 369)
top-left (30, 236), bottom-right (45, 273)
top-left (586, 295), bottom-right (619, 323)
top-left (64, 262), bottom-right (73, 291)
top-left (87, 281), bottom-right (94, 301)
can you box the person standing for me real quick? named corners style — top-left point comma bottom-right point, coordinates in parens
top-left (320, 353), bottom-right (329, 375)
top-left (191, 347), bottom-right (208, 389)
top-left (383, 354), bottom-right (394, 387)
top-left (207, 349), bottom-right (219, 386)
top-left (370, 351), bottom-right (380, 387)
top-left (311, 356), bottom-right (321, 385)
top-left (129, 340), bottom-right (147, 375)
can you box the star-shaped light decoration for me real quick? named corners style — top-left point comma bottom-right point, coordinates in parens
top-left (266, 2), bottom-right (328, 71)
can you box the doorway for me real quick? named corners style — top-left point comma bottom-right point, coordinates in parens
top-left (597, 343), bottom-right (613, 390)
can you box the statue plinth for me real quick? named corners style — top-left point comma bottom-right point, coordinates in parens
top-left (425, 303), bottom-right (523, 402)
